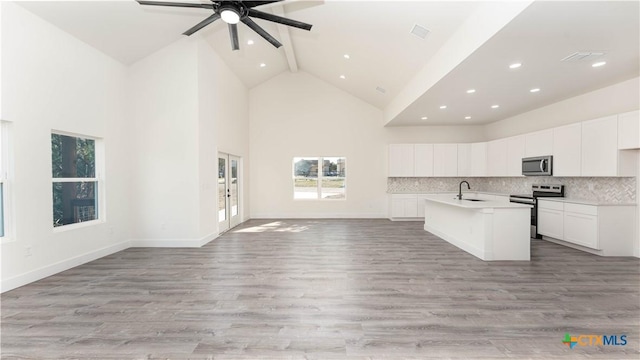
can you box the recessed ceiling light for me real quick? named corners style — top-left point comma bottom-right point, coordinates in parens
top-left (421, 116), bottom-right (428, 120)
top-left (466, 89), bottom-right (476, 94)
top-left (339, 75), bottom-right (346, 79)
top-left (491, 105), bottom-right (500, 109)
top-left (247, 39), bottom-right (254, 45)
top-left (530, 88), bottom-right (540, 93)
top-left (259, 63), bottom-right (266, 68)
top-left (465, 116), bottom-right (471, 120)
top-left (509, 63), bottom-right (522, 69)
top-left (592, 61), bottom-right (607, 68)
top-left (439, 105), bottom-right (447, 109)
top-left (344, 54), bottom-right (350, 59)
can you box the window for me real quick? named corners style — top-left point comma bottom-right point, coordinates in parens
top-left (51, 133), bottom-right (101, 227)
top-left (0, 121), bottom-right (9, 239)
top-left (293, 157), bottom-right (346, 200)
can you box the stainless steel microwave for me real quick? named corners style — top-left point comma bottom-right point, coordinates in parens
top-left (522, 156), bottom-right (553, 176)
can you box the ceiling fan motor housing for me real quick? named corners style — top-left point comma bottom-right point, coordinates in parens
top-left (216, 2), bottom-right (249, 24)
top-left (136, 0), bottom-right (312, 51)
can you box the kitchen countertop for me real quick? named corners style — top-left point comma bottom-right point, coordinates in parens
top-left (388, 191), bottom-right (510, 196)
top-left (536, 197), bottom-right (636, 206)
top-left (421, 194), bottom-right (531, 209)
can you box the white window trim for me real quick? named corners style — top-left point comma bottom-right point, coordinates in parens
top-left (293, 156), bottom-right (346, 201)
top-left (0, 120), bottom-right (14, 243)
top-left (51, 131), bottom-right (105, 230)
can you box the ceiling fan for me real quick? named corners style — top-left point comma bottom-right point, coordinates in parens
top-left (136, 0), bottom-right (313, 50)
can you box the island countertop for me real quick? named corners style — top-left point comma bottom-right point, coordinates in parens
top-left (421, 193), bottom-right (532, 210)
top-left (422, 193), bottom-right (531, 261)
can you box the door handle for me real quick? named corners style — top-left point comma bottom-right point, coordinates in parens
top-left (540, 160), bottom-right (545, 172)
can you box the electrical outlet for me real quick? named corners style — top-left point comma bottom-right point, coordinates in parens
top-left (24, 246), bottom-right (32, 257)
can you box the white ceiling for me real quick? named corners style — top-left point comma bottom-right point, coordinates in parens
top-left (15, 0), bottom-right (640, 126)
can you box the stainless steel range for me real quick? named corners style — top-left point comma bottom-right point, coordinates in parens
top-left (509, 184), bottom-right (565, 238)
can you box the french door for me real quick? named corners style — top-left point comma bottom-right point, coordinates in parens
top-left (218, 153), bottom-right (241, 233)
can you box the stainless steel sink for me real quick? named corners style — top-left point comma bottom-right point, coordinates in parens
top-left (463, 199), bottom-right (485, 202)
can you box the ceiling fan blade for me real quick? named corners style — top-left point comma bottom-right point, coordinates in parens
top-left (242, 1), bottom-right (283, 8)
top-left (137, 1), bottom-right (213, 9)
top-left (241, 17), bottom-right (282, 48)
top-left (229, 23), bottom-right (240, 51)
top-left (247, 8), bottom-right (312, 31)
top-left (183, 13), bottom-right (221, 36)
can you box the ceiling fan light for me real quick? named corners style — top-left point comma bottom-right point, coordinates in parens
top-left (221, 8), bottom-right (240, 24)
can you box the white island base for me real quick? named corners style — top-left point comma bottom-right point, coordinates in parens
top-left (423, 195), bottom-right (531, 261)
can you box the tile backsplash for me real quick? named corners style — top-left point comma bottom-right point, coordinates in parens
top-left (388, 177), bottom-right (636, 204)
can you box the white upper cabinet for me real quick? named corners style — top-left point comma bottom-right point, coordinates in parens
top-left (506, 135), bottom-right (526, 176)
top-left (388, 110), bottom-right (638, 179)
top-left (471, 142), bottom-right (487, 177)
top-left (459, 142), bottom-right (487, 177)
top-left (457, 143), bottom-right (472, 177)
top-left (433, 144), bottom-right (458, 177)
top-left (525, 129), bottom-right (554, 157)
top-left (581, 115), bottom-right (618, 176)
top-left (414, 144), bottom-right (434, 177)
top-left (618, 110), bottom-right (640, 149)
top-left (487, 138), bottom-right (507, 176)
top-left (553, 123), bottom-right (582, 176)
top-left (388, 144), bottom-right (414, 177)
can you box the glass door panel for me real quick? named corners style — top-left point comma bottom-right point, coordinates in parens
top-left (218, 155), bottom-right (229, 233)
top-left (229, 156), bottom-right (241, 228)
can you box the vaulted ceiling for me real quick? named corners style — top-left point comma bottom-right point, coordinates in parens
top-left (16, 0), bottom-right (640, 126)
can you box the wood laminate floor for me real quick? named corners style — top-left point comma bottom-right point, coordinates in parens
top-left (1, 219), bottom-right (639, 359)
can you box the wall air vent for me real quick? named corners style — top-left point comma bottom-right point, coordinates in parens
top-left (561, 51), bottom-right (605, 62)
top-left (376, 86), bottom-right (387, 94)
top-left (410, 24), bottom-right (430, 39)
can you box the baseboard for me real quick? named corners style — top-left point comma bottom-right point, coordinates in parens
top-left (1, 240), bottom-right (130, 293)
top-left (250, 212), bottom-right (387, 219)
top-left (424, 224), bottom-right (486, 260)
top-left (130, 232), bottom-right (218, 248)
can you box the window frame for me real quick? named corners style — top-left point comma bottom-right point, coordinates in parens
top-left (51, 130), bottom-right (105, 231)
top-left (0, 121), bottom-right (13, 243)
top-left (293, 156), bottom-right (346, 201)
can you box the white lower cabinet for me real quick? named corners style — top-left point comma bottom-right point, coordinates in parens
top-left (389, 194), bottom-right (418, 219)
top-left (563, 210), bottom-right (598, 249)
top-left (537, 199), bottom-right (635, 256)
top-left (537, 200), bottom-right (564, 240)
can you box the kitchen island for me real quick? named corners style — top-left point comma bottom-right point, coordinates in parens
top-left (422, 194), bottom-right (532, 261)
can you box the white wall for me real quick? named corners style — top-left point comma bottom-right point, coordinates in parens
top-left (127, 38), bottom-right (201, 245)
top-left (127, 37), bottom-right (250, 245)
top-left (0, 3), bottom-right (252, 290)
top-left (386, 125), bottom-right (485, 144)
top-left (249, 71), bottom-right (484, 218)
top-left (1, 2), bottom-right (131, 291)
top-left (250, 72), bottom-right (387, 218)
top-left (197, 40), bottom-right (250, 236)
top-left (484, 77), bottom-right (640, 140)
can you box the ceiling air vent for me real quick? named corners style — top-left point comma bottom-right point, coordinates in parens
top-left (561, 51), bottom-right (605, 62)
top-left (410, 24), bottom-right (430, 39)
top-left (376, 86), bottom-right (387, 94)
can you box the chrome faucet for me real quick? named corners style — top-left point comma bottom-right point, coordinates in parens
top-left (458, 180), bottom-right (470, 200)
